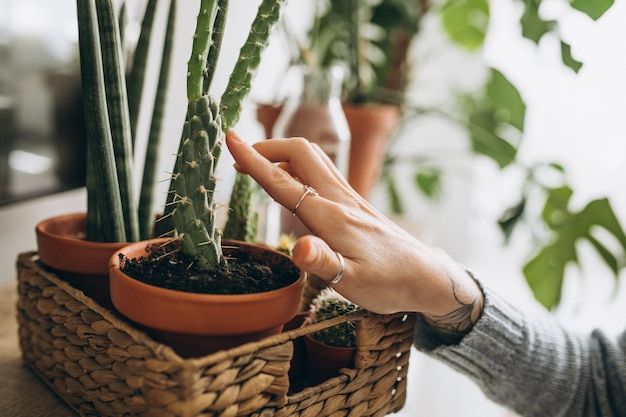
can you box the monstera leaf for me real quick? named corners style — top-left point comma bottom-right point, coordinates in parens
top-left (524, 186), bottom-right (626, 310)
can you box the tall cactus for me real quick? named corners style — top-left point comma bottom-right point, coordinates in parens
top-left (166, 0), bottom-right (286, 270)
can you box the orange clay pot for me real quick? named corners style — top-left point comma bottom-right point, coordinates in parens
top-left (303, 333), bottom-right (356, 385)
top-left (255, 102), bottom-right (400, 200)
top-left (109, 238), bottom-right (306, 358)
top-left (343, 104), bottom-right (400, 200)
top-left (35, 212), bottom-right (125, 310)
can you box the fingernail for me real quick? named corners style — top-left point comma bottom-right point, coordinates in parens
top-left (227, 130), bottom-right (243, 143)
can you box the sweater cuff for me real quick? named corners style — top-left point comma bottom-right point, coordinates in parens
top-left (413, 281), bottom-right (526, 387)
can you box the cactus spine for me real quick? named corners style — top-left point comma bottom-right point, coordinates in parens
top-left (310, 290), bottom-right (361, 348)
top-left (167, 0), bottom-right (286, 269)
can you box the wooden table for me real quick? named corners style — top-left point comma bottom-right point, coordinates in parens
top-left (0, 282), bottom-right (76, 416)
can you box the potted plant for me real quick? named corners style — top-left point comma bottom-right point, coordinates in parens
top-left (35, 0), bottom-right (173, 309)
top-left (108, 0), bottom-right (307, 358)
top-left (303, 289), bottom-right (361, 385)
top-left (265, 0), bottom-right (626, 312)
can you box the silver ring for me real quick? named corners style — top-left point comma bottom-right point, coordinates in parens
top-left (330, 251), bottom-right (345, 284)
top-left (291, 184), bottom-right (318, 215)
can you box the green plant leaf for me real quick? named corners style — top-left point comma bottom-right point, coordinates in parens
top-left (561, 41), bottom-right (583, 73)
top-left (518, 0), bottom-right (554, 44)
top-left (440, 0), bottom-right (489, 50)
top-left (523, 241), bottom-right (569, 310)
top-left (464, 69), bottom-right (525, 168)
top-left (571, 0), bottom-right (614, 20)
top-left (498, 198), bottom-right (526, 241)
top-left (414, 168), bottom-right (441, 199)
top-left (524, 188), bottom-right (626, 310)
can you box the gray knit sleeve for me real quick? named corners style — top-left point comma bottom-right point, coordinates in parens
top-left (413, 282), bottom-right (626, 416)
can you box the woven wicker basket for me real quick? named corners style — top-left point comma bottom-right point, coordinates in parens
top-left (17, 251), bottom-right (416, 417)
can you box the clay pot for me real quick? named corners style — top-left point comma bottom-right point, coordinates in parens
top-left (35, 212), bottom-right (125, 310)
top-left (255, 102), bottom-right (401, 200)
top-left (303, 333), bottom-right (356, 385)
top-left (343, 103), bottom-right (400, 200)
top-left (256, 103), bottom-right (283, 138)
top-left (109, 238), bottom-right (306, 358)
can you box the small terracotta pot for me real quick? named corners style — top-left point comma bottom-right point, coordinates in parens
top-left (343, 104), bottom-right (400, 200)
top-left (255, 102), bottom-right (400, 200)
top-left (35, 212), bottom-right (125, 310)
top-left (283, 311), bottom-right (311, 388)
top-left (256, 103), bottom-right (283, 138)
top-left (109, 238), bottom-right (306, 358)
top-left (303, 333), bottom-right (356, 385)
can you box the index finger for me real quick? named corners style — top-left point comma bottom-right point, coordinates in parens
top-left (226, 132), bottom-right (349, 207)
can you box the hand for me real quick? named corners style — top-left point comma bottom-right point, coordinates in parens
top-left (226, 132), bottom-right (483, 339)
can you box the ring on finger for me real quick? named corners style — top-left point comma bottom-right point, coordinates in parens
top-left (292, 184), bottom-right (318, 215)
top-left (330, 251), bottom-right (345, 284)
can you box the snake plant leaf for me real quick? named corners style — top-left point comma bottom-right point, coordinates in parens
top-left (571, 0), bottom-right (614, 20)
top-left (76, 0), bottom-right (126, 243)
top-left (523, 186), bottom-right (626, 310)
top-left (127, 0), bottom-right (158, 142)
top-left (138, 0), bottom-right (176, 240)
top-left (95, 0), bottom-right (139, 243)
top-left (440, 0), bottom-right (489, 51)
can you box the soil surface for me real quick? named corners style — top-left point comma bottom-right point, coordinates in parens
top-left (120, 241), bottom-right (300, 295)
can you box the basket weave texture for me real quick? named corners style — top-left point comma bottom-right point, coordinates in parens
top-left (17, 252), bottom-right (416, 417)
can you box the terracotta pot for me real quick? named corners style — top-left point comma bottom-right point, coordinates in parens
top-left (343, 104), bottom-right (400, 200)
top-left (303, 333), bottom-right (356, 385)
top-left (283, 311), bottom-right (311, 388)
top-left (109, 238), bottom-right (306, 358)
top-left (256, 103), bottom-right (283, 138)
top-left (35, 212), bottom-right (125, 310)
top-left (255, 102), bottom-right (400, 200)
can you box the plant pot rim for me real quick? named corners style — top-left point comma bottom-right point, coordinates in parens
top-left (36, 212), bottom-right (127, 275)
top-left (36, 212), bottom-right (126, 249)
top-left (109, 238), bottom-right (306, 335)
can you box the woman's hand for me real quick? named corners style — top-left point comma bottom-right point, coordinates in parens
top-left (226, 131), bottom-right (483, 339)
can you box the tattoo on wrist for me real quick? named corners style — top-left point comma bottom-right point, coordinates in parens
top-left (424, 275), bottom-right (483, 345)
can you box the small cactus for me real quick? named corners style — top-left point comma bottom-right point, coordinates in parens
top-left (309, 289), bottom-right (361, 348)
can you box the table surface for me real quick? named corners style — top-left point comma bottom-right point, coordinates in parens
top-left (0, 282), bottom-right (77, 417)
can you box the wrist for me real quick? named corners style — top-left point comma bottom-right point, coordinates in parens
top-left (421, 268), bottom-right (484, 345)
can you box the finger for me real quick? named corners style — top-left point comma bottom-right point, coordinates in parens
top-left (226, 132), bottom-right (347, 217)
top-left (292, 235), bottom-right (349, 287)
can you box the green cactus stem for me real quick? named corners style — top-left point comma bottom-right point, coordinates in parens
top-left (165, 0), bottom-right (287, 270)
top-left (223, 172), bottom-right (259, 243)
top-left (310, 290), bottom-right (361, 348)
top-left (187, 0), bottom-right (219, 102)
top-left (220, 0), bottom-right (284, 131)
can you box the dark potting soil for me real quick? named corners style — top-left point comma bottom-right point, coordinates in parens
top-left (120, 242), bottom-right (300, 295)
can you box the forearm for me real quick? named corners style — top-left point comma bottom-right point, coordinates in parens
top-left (419, 268), bottom-right (484, 346)
top-left (414, 280), bottom-right (626, 416)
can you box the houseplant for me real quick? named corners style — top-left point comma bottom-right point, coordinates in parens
top-left (303, 289), bottom-right (361, 384)
top-left (35, 0), bottom-right (174, 309)
top-left (270, 0), bottom-right (626, 311)
top-left (109, 0), bottom-right (308, 357)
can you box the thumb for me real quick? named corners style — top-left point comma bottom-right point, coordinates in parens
top-left (292, 235), bottom-right (346, 286)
